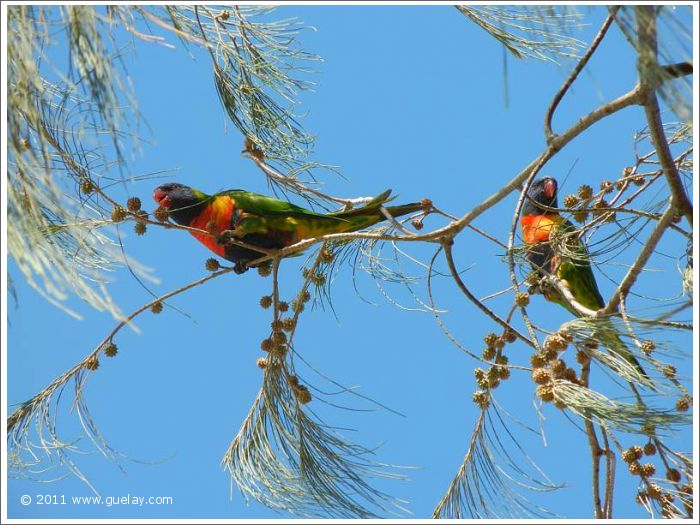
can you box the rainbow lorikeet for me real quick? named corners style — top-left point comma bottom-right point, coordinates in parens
top-left (153, 183), bottom-right (426, 274)
top-left (520, 177), bottom-right (649, 381)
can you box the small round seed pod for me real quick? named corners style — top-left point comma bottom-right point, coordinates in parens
top-left (278, 301), bottom-right (289, 312)
top-left (154, 207), bottom-right (169, 222)
top-left (81, 179), bottom-right (94, 195)
top-left (643, 442), bottom-right (657, 456)
top-left (256, 357), bottom-right (269, 369)
top-left (476, 375), bottom-right (490, 390)
top-left (622, 446), bottom-right (643, 463)
top-left (536, 384), bottom-right (554, 402)
top-left (530, 353), bottom-right (546, 368)
top-left (502, 329), bottom-right (516, 343)
top-left (482, 347), bottom-right (496, 361)
top-left (319, 247), bottom-right (335, 263)
top-left (295, 385), bottom-right (312, 404)
top-left (472, 390), bottom-right (490, 409)
top-left (257, 264), bottom-right (272, 277)
top-left (532, 368), bottom-right (550, 385)
top-left (282, 317), bottom-right (296, 332)
top-left (666, 468), bottom-right (681, 483)
top-left (628, 461), bottom-right (643, 475)
top-left (577, 184), bottom-right (594, 200)
top-left (205, 258), bottom-right (220, 272)
top-left (260, 338), bottom-right (273, 352)
top-left (497, 366), bottom-right (511, 380)
top-left (563, 368), bottom-right (578, 382)
top-left (641, 340), bottom-right (656, 355)
top-left (646, 483), bottom-right (662, 500)
top-left (563, 194), bottom-right (579, 208)
top-left (543, 334), bottom-right (567, 352)
top-left (483, 333), bottom-right (499, 348)
top-left (151, 301), bottom-right (163, 314)
top-left (111, 205), bottom-right (127, 223)
top-left (104, 343), bottom-right (118, 357)
top-left (600, 181), bottom-right (614, 194)
top-left (641, 422), bottom-right (656, 436)
top-left (259, 295), bottom-right (273, 309)
top-left (134, 222), bottom-right (147, 236)
top-left (592, 199), bottom-right (610, 217)
top-left (550, 359), bottom-right (566, 376)
top-left (411, 218), bottom-right (424, 230)
top-left (675, 396), bottom-right (691, 412)
top-left (311, 272), bottom-right (326, 287)
top-left (662, 364), bottom-right (676, 379)
top-left (641, 463), bottom-right (656, 478)
top-left (542, 348), bottom-right (558, 362)
top-left (573, 210), bottom-right (589, 224)
top-left (86, 355), bottom-right (100, 370)
top-left (127, 196), bottom-right (142, 212)
top-left (514, 291), bottom-right (530, 307)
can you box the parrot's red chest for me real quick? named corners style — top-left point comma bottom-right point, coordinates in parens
top-left (520, 214), bottom-right (558, 245)
top-left (187, 196), bottom-right (236, 258)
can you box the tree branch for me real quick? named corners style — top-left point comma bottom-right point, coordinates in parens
top-left (545, 6), bottom-right (620, 142)
top-left (635, 6), bottom-right (694, 227)
top-left (443, 240), bottom-right (536, 350)
top-left (603, 203), bottom-right (675, 314)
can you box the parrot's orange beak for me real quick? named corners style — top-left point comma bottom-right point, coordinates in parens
top-left (543, 179), bottom-right (556, 200)
top-left (153, 188), bottom-right (170, 208)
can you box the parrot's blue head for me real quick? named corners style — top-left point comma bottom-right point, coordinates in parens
top-left (522, 177), bottom-right (558, 216)
top-left (153, 183), bottom-right (209, 225)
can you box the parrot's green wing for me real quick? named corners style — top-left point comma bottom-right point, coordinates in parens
top-left (220, 189), bottom-right (347, 222)
top-left (553, 218), bottom-right (605, 311)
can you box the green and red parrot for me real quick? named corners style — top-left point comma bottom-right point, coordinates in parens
top-left (520, 177), bottom-right (650, 382)
top-left (153, 183), bottom-right (426, 274)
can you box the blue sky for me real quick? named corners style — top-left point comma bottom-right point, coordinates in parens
top-left (5, 4), bottom-right (695, 520)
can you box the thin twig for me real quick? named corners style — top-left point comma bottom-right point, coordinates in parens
top-left (545, 6), bottom-right (620, 142)
top-left (443, 240), bottom-right (536, 349)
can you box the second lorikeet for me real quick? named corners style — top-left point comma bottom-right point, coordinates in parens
top-left (153, 183), bottom-right (426, 274)
top-left (520, 177), bottom-right (650, 382)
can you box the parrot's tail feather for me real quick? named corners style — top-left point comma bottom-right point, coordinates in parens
top-left (384, 202), bottom-right (426, 218)
top-left (333, 189), bottom-right (425, 221)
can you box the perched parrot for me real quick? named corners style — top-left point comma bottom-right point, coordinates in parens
top-left (153, 183), bottom-right (425, 273)
top-left (520, 177), bottom-right (649, 381)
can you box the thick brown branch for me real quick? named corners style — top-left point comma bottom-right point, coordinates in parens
top-left (636, 6), bottom-right (694, 227)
